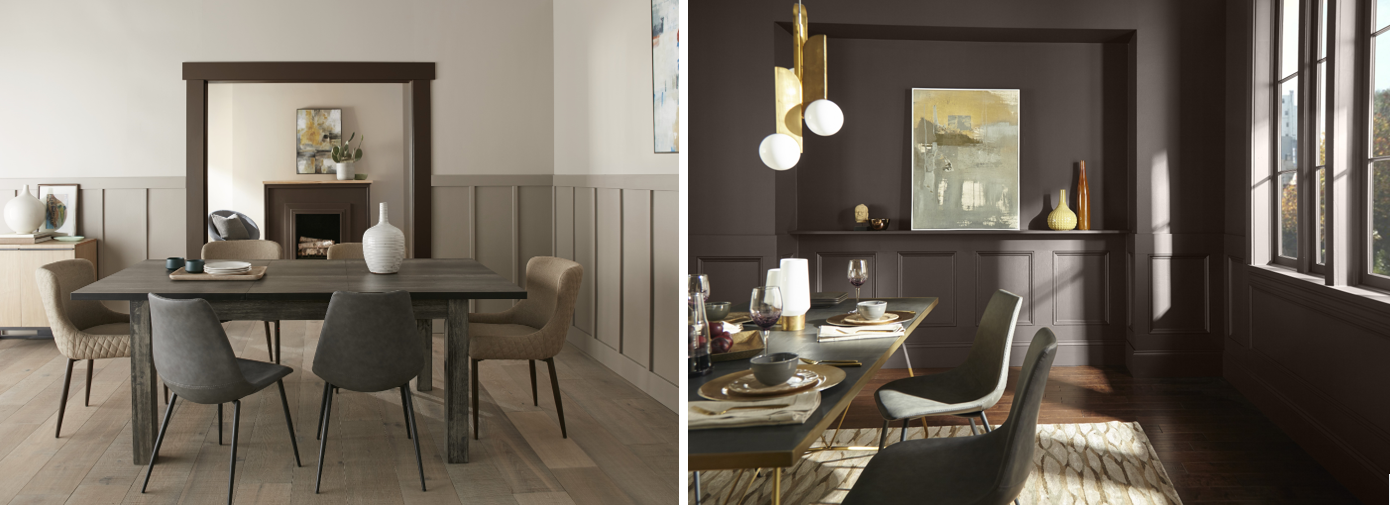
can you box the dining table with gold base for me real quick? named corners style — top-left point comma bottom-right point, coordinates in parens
top-left (688, 297), bottom-right (938, 505)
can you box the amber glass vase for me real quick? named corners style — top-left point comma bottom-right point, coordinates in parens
top-left (1078, 161), bottom-right (1091, 230)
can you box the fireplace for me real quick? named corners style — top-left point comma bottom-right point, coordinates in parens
top-left (264, 180), bottom-right (371, 259)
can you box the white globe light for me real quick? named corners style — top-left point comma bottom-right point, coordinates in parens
top-left (804, 99), bottom-right (844, 136)
top-left (758, 133), bottom-right (801, 170)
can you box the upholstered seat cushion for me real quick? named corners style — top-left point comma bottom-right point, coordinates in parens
top-left (875, 368), bottom-right (993, 421)
top-left (842, 421), bottom-right (1007, 505)
top-left (236, 358), bottom-right (294, 390)
top-left (469, 323), bottom-right (552, 360)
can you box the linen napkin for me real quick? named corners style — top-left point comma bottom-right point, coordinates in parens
top-left (816, 322), bottom-right (905, 342)
top-left (688, 391), bottom-right (821, 430)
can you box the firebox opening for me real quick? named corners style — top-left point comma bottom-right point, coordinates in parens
top-left (295, 213), bottom-right (340, 259)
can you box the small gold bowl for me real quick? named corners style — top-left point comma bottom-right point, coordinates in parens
top-left (870, 218), bottom-right (890, 230)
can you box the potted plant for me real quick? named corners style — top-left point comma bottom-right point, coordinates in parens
top-left (331, 132), bottom-right (364, 180)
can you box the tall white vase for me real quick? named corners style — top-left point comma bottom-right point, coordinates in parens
top-left (4, 184), bottom-right (45, 234)
top-left (363, 202), bottom-right (405, 274)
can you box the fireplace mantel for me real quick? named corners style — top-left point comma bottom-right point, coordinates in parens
top-left (263, 180), bottom-right (372, 259)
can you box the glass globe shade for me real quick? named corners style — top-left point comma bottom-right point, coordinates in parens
top-left (758, 133), bottom-right (800, 170)
top-left (804, 99), bottom-right (844, 136)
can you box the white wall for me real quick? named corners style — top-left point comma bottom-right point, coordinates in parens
top-left (0, 0), bottom-right (553, 179)
top-left (553, 0), bottom-right (679, 175)
top-left (209, 83), bottom-right (407, 231)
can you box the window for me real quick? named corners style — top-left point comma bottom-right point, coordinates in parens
top-left (1274, 0), bottom-right (1329, 271)
top-left (1368, 0), bottom-right (1390, 278)
top-left (1276, 0), bottom-right (1302, 264)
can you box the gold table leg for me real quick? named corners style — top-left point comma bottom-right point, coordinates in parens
top-left (772, 467), bottom-right (781, 505)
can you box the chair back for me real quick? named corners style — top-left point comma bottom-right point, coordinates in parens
top-left (326, 243), bottom-right (364, 260)
top-left (207, 210), bottom-right (261, 241)
top-left (515, 257), bottom-right (583, 347)
top-left (35, 259), bottom-right (125, 356)
top-left (956, 289), bottom-right (1022, 409)
top-left (989, 327), bottom-right (1058, 501)
top-left (148, 294), bottom-right (256, 405)
top-left (312, 290), bottom-right (422, 392)
top-left (202, 239), bottom-right (282, 260)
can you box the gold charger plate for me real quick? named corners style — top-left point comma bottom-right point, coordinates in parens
top-left (698, 364), bottom-right (847, 402)
top-left (726, 369), bottom-right (822, 396)
top-left (822, 313), bottom-right (900, 328)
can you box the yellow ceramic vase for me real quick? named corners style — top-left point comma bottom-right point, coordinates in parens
top-left (1048, 189), bottom-right (1078, 231)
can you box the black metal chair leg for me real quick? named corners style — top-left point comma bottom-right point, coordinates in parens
top-left (398, 386), bottom-right (412, 439)
top-left (529, 360), bottom-right (538, 406)
top-left (273, 320), bottom-right (281, 364)
top-left (263, 321), bottom-right (274, 363)
top-left (900, 419), bottom-right (909, 443)
top-left (980, 411), bottom-right (993, 433)
top-left (402, 385), bottom-right (426, 491)
top-left (315, 382), bottom-right (334, 493)
top-left (969, 417), bottom-right (979, 435)
top-left (316, 381), bottom-right (330, 440)
top-left (693, 471), bottom-right (702, 505)
top-left (84, 359), bottom-right (93, 407)
top-left (471, 359), bottom-right (480, 440)
top-left (879, 420), bottom-right (889, 449)
top-left (55, 359), bottom-right (74, 438)
top-left (276, 380), bottom-right (301, 467)
top-left (546, 358), bottom-right (567, 438)
top-left (217, 404), bottom-right (223, 445)
top-left (228, 400), bottom-right (240, 505)
top-left (141, 394), bottom-right (178, 493)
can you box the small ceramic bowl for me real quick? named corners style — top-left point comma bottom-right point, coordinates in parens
top-left (165, 257), bottom-right (185, 271)
top-left (354, 173), bottom-right (368, 180)
top-left (857, 300), bottom-right (888, 321)
top-left (185, 259), bottom-right (205, 274)
top-left (704, 301), bottom-right (732, 321)
top-left (749, 352), bottom-right (799, 386)
top-left (870, 218), bottom-right (891, 230)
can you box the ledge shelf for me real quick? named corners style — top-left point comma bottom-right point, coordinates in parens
top-left (790, 230), bottom-right (1128, 236)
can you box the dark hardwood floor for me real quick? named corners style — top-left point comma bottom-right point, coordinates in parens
top-left (839, 366), bottom-right (1363, 504)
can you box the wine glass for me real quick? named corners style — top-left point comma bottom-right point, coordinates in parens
top-left (847, 259), bottom-right (869, 310)
top-left (749, 286), bottom-right (783, 353)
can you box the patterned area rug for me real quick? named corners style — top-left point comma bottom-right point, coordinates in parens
top-left (689, 421), bottom-right (1182, 505)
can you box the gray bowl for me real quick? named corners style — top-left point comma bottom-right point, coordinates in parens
top-left (749, 352), bottom-right (799, 386)
top-left (705, 301), bottom-right (732, 321)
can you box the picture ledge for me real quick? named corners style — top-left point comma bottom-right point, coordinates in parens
top-left (790, 229), bottom-right (1128, 235)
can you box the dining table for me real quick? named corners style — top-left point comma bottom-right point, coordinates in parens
top-left (688, 297), bottom-right (938, 504)
top-left (72, 258), bottom-right (526, 465)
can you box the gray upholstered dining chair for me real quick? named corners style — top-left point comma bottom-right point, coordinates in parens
top-left (35, 259), bottom-right (130, 438)
top-left (325, 242), bottom-right (363, 260)
top-left (202, 240), bottom-right (283, 363)
top-left (843, 328), bottom-right (1058, 505)
top-left (141, 294), bottom-right (301, 505)
top-left (875, 289), bottom-right (1022, 449)
top-left (207, 210), bottom-right (261, 241)
top-left (469, 256), bottom-right (583, 439)
top-left (312, 290), bottom-right (426, 493)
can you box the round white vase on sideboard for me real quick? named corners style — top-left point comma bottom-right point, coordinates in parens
top-left (335, 161), bottom-right (355, 180)
top-left (363, 202), bottom-right (405, 274)
top-left (4, 184), bottom-right (45, 234)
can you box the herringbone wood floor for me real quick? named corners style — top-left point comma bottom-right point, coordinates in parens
top-left (0, 319), bottom-right (676, 505)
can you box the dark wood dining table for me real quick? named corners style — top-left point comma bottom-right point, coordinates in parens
top-left (688, 297), bottom-right (937, 502)
top-left (71, 258), bottom-right (526, 465)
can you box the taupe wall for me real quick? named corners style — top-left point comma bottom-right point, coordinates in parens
top-left (432, 175), bottom-right (679, 411)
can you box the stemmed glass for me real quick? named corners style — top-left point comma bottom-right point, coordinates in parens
top-left (847, 259), bottom-right (869, 309)
top-left (749, 286), bottom-right (783, 353)
top-left (688, 274), bottom-right (711, 302)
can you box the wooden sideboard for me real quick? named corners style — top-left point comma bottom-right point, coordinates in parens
top-left (0, 238), bottom-right (97, 337)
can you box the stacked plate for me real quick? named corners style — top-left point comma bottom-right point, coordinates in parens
top-left (203, 260), bottom-right (252, 276)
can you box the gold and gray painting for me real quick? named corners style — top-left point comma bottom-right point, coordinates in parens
top-left (296, 108), bottom-right (342, 174)
top-left (910, 88), bottom-right (1020, 229)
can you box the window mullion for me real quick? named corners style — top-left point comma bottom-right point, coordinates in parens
top-left (1297, 0), bottom-right (1315, 273)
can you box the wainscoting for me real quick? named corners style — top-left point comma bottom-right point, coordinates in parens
top-left (433, 174), bottom-right (678, 411)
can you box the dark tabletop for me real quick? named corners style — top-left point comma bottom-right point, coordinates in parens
top-left (688, 297), bottom-right (938, 471)
top-left (71, 259), bottom-right (527, 301)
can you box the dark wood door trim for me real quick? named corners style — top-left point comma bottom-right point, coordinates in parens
top-left (183, 62), bottom-right (434, 259)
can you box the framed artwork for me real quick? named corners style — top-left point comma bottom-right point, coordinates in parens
top-left (297, 108), bottom-right (342, 174)
top-left (652, 0), bottom-right (679, 153)
top-left (910, 88), bottom-right (1020, 230)
top-left (37, 184), bottom-right (79, 236)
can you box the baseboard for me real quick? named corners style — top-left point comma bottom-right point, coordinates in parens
top-left (1224, 353), bottom-right (1385, 505)
top-left (1123, 344), bottom-right (1223, 377)
top-left (565, 326), bottom-right (678, 412)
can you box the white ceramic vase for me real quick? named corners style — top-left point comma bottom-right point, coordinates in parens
top-left (335, 161), bottom-right (355, 181)
top-left (4, 184), bottom-right (45, 234)
top-left (363, 202), bottom-right (405, 274)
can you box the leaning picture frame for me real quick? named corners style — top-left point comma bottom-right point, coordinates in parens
top-left (36, 184), bottom-right (80, 236)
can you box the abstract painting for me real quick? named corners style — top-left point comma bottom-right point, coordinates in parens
top-left (37, 184), bottom-right (79, 236)
top-left (910, 88), bottom-right (1020, 230)
top-left (652, 0), bottom-right (679, 153)
top-left (297, 108), bottom-right (341, 174)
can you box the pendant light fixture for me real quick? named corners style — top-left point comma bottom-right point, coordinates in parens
top-left (759, 0), bottom-right (843, 171)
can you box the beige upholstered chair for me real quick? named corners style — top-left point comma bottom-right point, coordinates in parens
top-left (469, 256), bottom-right (583, 439)
top-left (35, 259), bottom-right (130, 438)
top-left (325, 243), bottom-right (363, 260)
top-left (202, 240), bottom-right (284, 363)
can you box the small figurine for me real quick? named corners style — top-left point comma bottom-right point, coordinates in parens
top-left (854, 204), bottom-right (870, 231)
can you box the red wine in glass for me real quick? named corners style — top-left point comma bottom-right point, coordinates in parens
top-left (749, 286), bottom-right (783, 354)
top-left (848, 259), bottom-right (869, 310)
